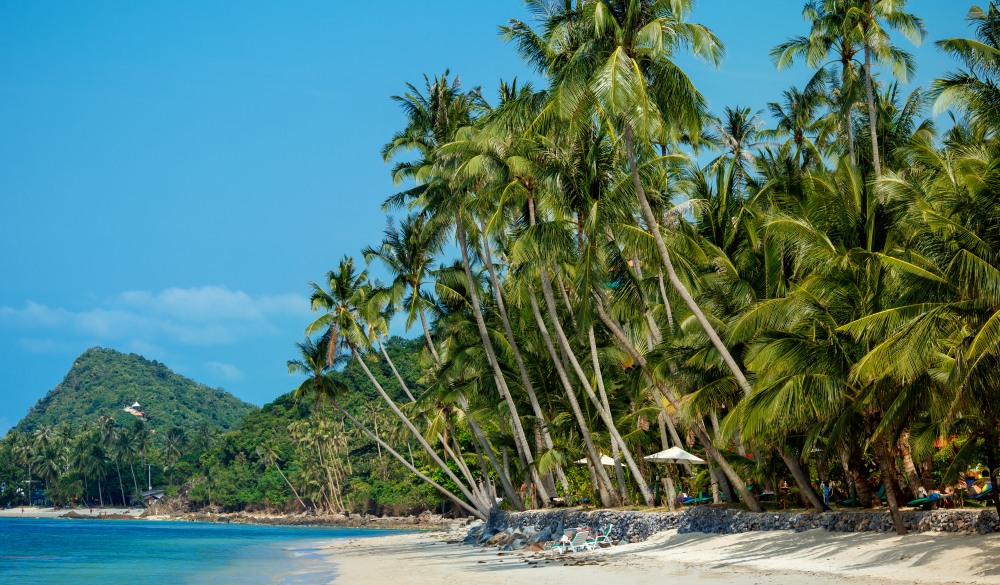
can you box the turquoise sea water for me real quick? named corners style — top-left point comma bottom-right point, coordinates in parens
top-left (0, 517), bottom-right (392, 584)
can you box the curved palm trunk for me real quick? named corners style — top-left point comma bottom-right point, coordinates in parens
top-left (623, 127), bottom-right (754, 398)
top-left (898, 430), bottom-right (926, 496)
top-left (418, 309), bottom-right (442, 365)
top-left (480, 231), bottom-right (569, 493)
top-left (537, 268), bottom-right (650, 505)
top-left (590, 327), bottom-right (629, 502)
top-left (332, 401), bottom-right (486, 520)
top-left (352, 351), bottom-right (486, 512)
top-left (527, 290), bottom-right (617, 505)
top-left (779, 449), bottom-right (826, 512)
top-left (594, 299), bottom-right (762, 511)
top-left (862, 43), bottom-right (882, 177)
top-left (873, 435), bottom-right (908, 535)
top-left (454, 217), bottom-right (551, 504)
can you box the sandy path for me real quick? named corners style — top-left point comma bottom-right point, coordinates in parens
top-left (322, 528), bottom-right (1000, 585)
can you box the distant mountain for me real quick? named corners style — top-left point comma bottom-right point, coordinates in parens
top-left (14, 347), bottom-right (257, 433)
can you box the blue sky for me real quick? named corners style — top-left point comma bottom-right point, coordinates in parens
top-left (0, 1), bottom-right (975, 434)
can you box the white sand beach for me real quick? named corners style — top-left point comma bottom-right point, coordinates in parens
top-left (0, 506), bottom-right (144, 519)
top-left (323, 528), bottom-right (1000, 585)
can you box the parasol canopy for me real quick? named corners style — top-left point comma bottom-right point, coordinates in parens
top-left (575, 454), bottom-right (617, 466)
top-left (644, 447), bottom-right (706, 464)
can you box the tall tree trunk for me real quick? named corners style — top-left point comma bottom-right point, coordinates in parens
top-left (418, 309), bottom-right (442, 365)
top-left (459, 396), bottom-right (523, 510)
top-left (593, 299), bottom-right (762, 511)
top-left (863, 41), bottom-right (882, 177)
top-left (657, 412), bottom-right (677, 511)
top-left (352, 351), bottom-right (485, 511)
top-left (779, 449), bottom-right (826, 512)
top-left (537, 265), bottom-right (651, 505)
top-left (849, 441), bottom-right (875, 508)
top-left (898, 430), bottom-right (926, 496)
top-left (873, 435), bottom-right (908, 535)
top-left (271, 459), bottom-right (307, 511)
top-left (377, 337), bottom-right (417, 403)
top-left (526, 290), bottom-right (617, 506)
top-left (623, 126), bottom-right (755, 398)
top-left (332, 401), bottom-right (486, 520)
top-left (479, 232), bottom-right (569, 493)
top-left (590, 327), bottom-right (629, 502)
top-left (116, 463), bottom-right (126, 507)
top-left (454, 218), bottom-right (551, 504)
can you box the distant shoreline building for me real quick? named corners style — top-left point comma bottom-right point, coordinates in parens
top-left (123, 401), bottom-right (146, 419)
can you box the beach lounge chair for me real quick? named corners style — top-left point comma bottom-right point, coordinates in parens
top-left (550, 529), bottom-right (595, 554)
top-left (565, 530), bottom-right (596, 553)
top-left (905, 492), bottom-right (950, 509)
top-left (591, 523), bottom-right (614, 548)
top-left (680, 491), bottom-right (713, 505)
top-left (841, 485), bottom-right (885, 506)
top-left (964, 483), bottom-right (994, 505)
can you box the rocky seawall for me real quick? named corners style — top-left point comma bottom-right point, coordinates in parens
top-left (466, 507), bottom-right (1000, 550)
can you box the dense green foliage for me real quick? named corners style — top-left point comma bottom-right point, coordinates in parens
top-left (186, 336), bottom-right (444, 514)
top-left (16, 347), bottom-right (256, 434)
top-left (267, 0), bottom-right (1000, 533)
top-left (10, 3), bottom-right (1000, 534)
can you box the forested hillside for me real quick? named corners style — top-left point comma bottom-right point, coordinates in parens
top-left (16, 347), bottom-right (255, 434)
top-left (190, 336), bottom-right (442, 514)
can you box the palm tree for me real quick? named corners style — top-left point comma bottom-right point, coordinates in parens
top-left (384, 72), bottom-right (554, 505)
top-left (760, 86), bottom-right (834, 167)
top-left (838, 0), bottom-right (926, 177)
top-left (363, 214), bottom-right (446, 364)
top-left (288, 335), bottom-right (487, 519)
top-left (932, 3), bottom-right (1000, 136)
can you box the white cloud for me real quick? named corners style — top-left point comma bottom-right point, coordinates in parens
top-left (0, 286), bottom-right (310, 349)
top-left (206, 361), bottom-right (244, 381)
top-left (117, 286), bottom-right (306, 321)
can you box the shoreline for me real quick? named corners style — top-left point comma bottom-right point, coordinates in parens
top-left (0, 506), bottom-right (454, 530)
top-left (322, 526), bottom-right (1000, 585)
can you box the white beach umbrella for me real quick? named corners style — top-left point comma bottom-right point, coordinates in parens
top-left (575, 454), bottom-right (617, 466)
top-left (644, 447), bottom-right (706, 465)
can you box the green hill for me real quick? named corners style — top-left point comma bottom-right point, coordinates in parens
top-left (14, 347), bottom-right (257, 434)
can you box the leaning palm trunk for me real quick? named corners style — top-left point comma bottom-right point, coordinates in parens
top-left (332, 400), bottom-right (486, 520)
top-left (418, 309), bottom-right (442, 365)
top-left (352, 351), bottom-right (489, 514)
top-left (454, 217), bottom-right (551, 505)
top-left (594, 299), bottom-right (762, 512)
top-left (779, 449), bottom-right (826, 512)
top-left (375, 330), bottom-right (500, 502)
top-left (862, 43), bottom-right (882, 177)
top-left (116, 463), bottom-right (126, 507)
top-left (458, 395), bottom-right (524, 510)
top-left (873, 435), bottom-right (908, 535)
top-left (537, 267), bottom-right (651, 505)
top-left (590, 327), bottom-right (629, 502)
top-left (526, 289), bottom-right (617, 505)
top-left (480, 232), bottom-right (569, 494)
top-left (271, 459), bottom-right (307, 511)
top-left (623, 127), bottom-right (755, 397)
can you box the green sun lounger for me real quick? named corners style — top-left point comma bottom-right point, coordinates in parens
top-left (841, 485), bottom-right (885, 506)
